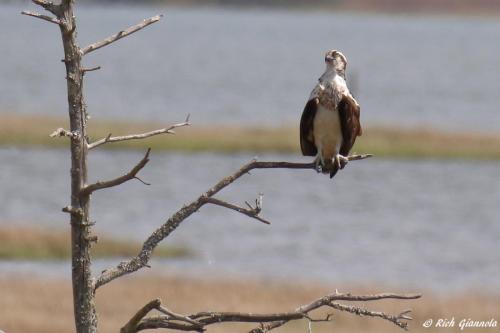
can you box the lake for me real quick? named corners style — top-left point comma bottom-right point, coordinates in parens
top-left (0, 3), bottom-right (499, 293)
top-left (1, 3), bottom-right (500, 132)
top-left (1, 148), bottom-right (499, 293)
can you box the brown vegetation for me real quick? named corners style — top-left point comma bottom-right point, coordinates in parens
top-left (0, 274), bottom-right (498, 333)
top-left (335, 0), bottom-right (500, 16)
top-left (83, 0), bottom-right (500, 16)
top-left (0, 226), bottom-right (189, 260)
top-left (2, 113), bottom-right (500, 159)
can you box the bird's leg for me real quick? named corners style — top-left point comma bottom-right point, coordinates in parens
top-left (313, 155), bottom-right (322, 173)
top-left (314, 147), bottom-right (325, 173)
top-left (334, 154), bottom-right (349, 169)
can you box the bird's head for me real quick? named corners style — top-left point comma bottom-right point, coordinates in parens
top-left (324, 50), bottom-right (347, 75)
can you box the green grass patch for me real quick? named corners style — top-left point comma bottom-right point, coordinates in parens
top-left (0, 226), bottom-right (191, 261)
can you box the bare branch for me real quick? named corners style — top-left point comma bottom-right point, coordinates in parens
top-left (93, 154), bottom-right (372, 290)
top-left (135, 319), bottom-right (196, 332)
top-left (80, 148), bottom-right (151, 196)
top-left (121, 299), bottom-right (161, 333)
top-left (329, 302), bottom-right (414, 330)
top-left (81, 15), bottom-right (163, 56)
top-left (62, 205), bottom-right (84, 217)
top-left (88, 115), bottom-right (190, 149)
top-left (203, 196), bottom-right (270, 225)
top-left (31, 0), bottom-right (61, 15)
top-left (81, 66), bottom-right (102, 74)
top-left (21, 10), bottom-right (61, 25)
top-left (134, 176), bottom-right (151, 186)
top-left (122, 292), bottom-right (421, 332)
top-left (156, 306), bottom-right (204, 327)
top-left (251, 292), bottom-right (421, 333)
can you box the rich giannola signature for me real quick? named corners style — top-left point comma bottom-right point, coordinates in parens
top-left (422, 318), bottom-right (498, 330)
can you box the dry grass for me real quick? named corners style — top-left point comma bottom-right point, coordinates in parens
top-left (2, 113), bottom-right (500, 159)
top-left (0, 274), bottom-right (498, 333)
top-left (0, 226), bottom-right (190, 260)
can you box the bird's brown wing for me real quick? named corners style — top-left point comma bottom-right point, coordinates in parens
top-left (300, 98), bottom-right (318, 156)
top-left (329, 94), bottom-right (361, 179)
top-left (338, 94), bottom-right (362, 157)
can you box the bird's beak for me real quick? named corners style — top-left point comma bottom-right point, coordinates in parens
top-left (325, 55), bottom-right (334, 62)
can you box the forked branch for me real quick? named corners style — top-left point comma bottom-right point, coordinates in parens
top-left (31, 0), bottom-right (61, 16)
top-left (328, 302), bottom-right (414, 330)
top-left (81, 148), bottom-right (151, 196)
top-left (88, 115), bottom-right (190, 149)
top-left (93, 154), bottom-right (372, 290)
top-left (203, 194), bottom-right (270, 224)
top-left (81, 15), bottom-right (163, 55)
top-left (120, 292), bottom-right (421, 333)
top-left (121, 299), bottom-right (162, 333)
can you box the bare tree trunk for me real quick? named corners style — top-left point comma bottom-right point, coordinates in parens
top-left (24, 3), bottom-right (164, 332)
top-left (57, 1), bottom-right (97, 332)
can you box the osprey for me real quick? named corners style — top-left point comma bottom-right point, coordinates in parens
top-left (300, 50), bottom-right (362, 178)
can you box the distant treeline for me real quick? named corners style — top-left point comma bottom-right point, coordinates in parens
top-left (5, 0), bottom-right (500, 15)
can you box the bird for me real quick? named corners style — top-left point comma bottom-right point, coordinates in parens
top-left (300, 50), bottom-right (362, 178)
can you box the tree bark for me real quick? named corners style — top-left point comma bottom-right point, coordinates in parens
top-left (57, 1), bottom-right (97, 332)
top-left (25, 3), bottom-right (165, 331)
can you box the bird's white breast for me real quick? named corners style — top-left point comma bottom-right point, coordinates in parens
top-left (313, 103), bottom-right (343, 161)
top-left (308, 70), bottom-right (349, 161)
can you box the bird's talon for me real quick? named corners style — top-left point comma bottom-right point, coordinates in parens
top-left (336, 154), bottom-right (349, 169)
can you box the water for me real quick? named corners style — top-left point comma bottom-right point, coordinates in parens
top-left (1, 3), bottom-right (500, 131)
top-left (1, 147), bottom-right (499, 293)
top-left (1, 3), bottom-right (499, 293)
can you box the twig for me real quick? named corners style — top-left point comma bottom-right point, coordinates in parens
top-left (203, 196), bottom-right (270, 225)
top-left (31, 0), bottom-right (61, 16)
top-left (134, 176), bottom-right (151, 186)
top-left (121, 299), bottom-right (161, 333)
top-left (93, 154), bottom-right (371, 290)
top-left (21, 10), bottom-right (61, 25)
top-left (81, 66), bottom-right (101, 74)
top-left (121, 293), bottom-right (421, 332)
top-left (156, 306), bottom-right (204, 327)
top-left (62, 205), bottom-right (84, 217)
top-left (250, 292), bottom-right (420, 332)
top-left (329, 302), bottom-right (413, 330)
top-left (80, 148), bottom-right (151, 196)
top-left (81, 15), bottom-right (163, 55)
top-left (88, 115), bottom-right (190, 149)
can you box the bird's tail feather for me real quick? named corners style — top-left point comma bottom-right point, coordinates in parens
top-left (320, 159), bottom-right (339, 179)
top-left (329, 163), bottom-right (339, 179)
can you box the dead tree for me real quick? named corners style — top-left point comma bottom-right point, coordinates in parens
top-left (23, 1), bottom-right (420, 332)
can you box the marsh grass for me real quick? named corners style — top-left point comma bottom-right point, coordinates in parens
top-left (2, 113), bottom-right (500, 159)
top-left (0, 226), bottom-right (190, 260)
top-left (0, 274), bottom-right (498, 333)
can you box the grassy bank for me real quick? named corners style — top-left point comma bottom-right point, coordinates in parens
top-left (0, 226), bottom-right (190, 260)
top-left (2, 113), bottom-right (500, 159)
top-left (0, 274), bottom-right (498, 333)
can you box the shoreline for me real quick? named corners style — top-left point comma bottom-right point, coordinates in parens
top-left (19, 1), bottom-right (500, 19)
top-left (2, 113), bottom-right (500, 160)
top-left (0, 226), bottom-right (190, 260)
